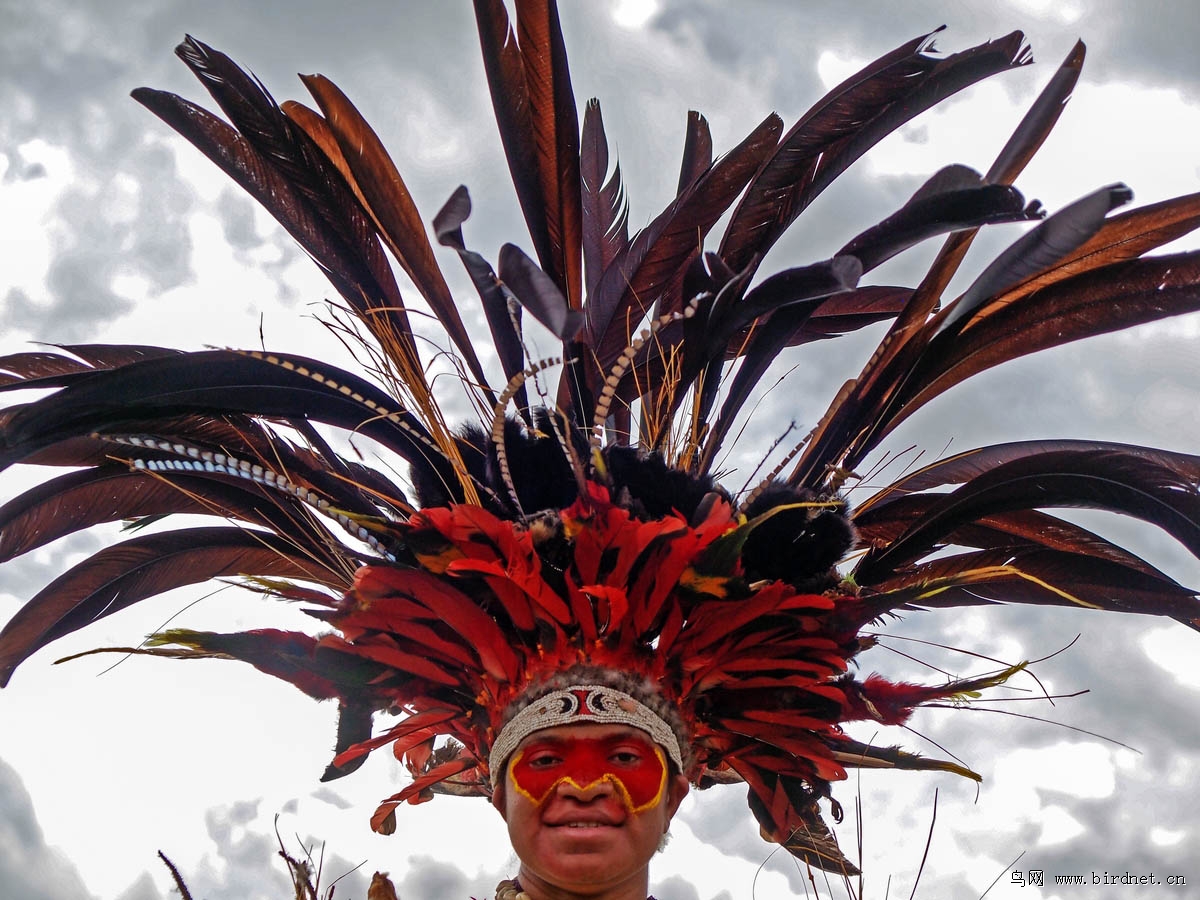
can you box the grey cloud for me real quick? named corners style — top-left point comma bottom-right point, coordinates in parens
top-left (0, 0), bottom-right (459, 344)
top-left (1, 123), bottom-right (195, 341)
top-left (40, 256), bottom-right (133, 339)
top-left (0, 531), bottom-right (104, 617)
top-left (873, 606), bottom-right (1198, 890)
top-left (679, 788), bottom-right (761, 860)
top-left (397, 855), bottom-right (470, 898)
top-left (212, 188), bottom-right (304, 305)
top-left (650, 873), bottom-right (700, 900)
top-left (164, 800), bottom-right (375, 900)
top-left (677, 789), bottom-right (815, 894)
top-left (396, 853), bottom-right (512, 900)
top-left (1, 3), bottom-right (184, 337)
top-left (1019, 792), bottom-right (1198, 895)
top-left (4, 159), bottom-right (47, 182)
top-left (309, 786), bottom-right (353, 810)
top-left (650, 1), bottom-right (1021, 97)
top-left (952, 743), bottom-right (1199, 895)
top-left (652, 0), bottom-right (1200, 98)
top-left (216, 188), bottom-right (267, 253)
top-left (1053, 0), bottom-right (1200, 88)
top-left (863, 603), bottom-right (1200, 757)
top-left (1027, 611), bottom-right (1200, 764)
top-left (1, 289), bottom-right (44, 335)
top-left (0, 756), bottom-right (98, 900)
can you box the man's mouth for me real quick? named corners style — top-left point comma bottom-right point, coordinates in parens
top-left (544, 813), bottom-right (624, 828)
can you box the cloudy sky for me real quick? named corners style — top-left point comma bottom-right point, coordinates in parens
top-left (2, 1), bottom-right (1200, 898)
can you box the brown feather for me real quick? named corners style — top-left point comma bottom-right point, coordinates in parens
top-left (514, 0), bottom-right (583, 309)
top-left (0, 528), bottom-right (348, 687)
top-left (580, 99), bottom-right (630, 297)
top-left (474, 0), bottom-right (582, 308)
top-left (132, 88), bottom-right (426, 387)
top-left (788, 41), bottom-right (1084, 488)
top-left (589, 112), bottom-right (783, 372)
top-left (889, 251), bottom-right (1200, 434)
top-left (295, 76), bottom-right (496, 405)
top-left (676, 110), bottom-right (713, 196)
top-left (720, 28), bottom-right (1031, 274)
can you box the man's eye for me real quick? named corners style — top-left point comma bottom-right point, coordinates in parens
top-left (527, 754), bottom-right (561, 768)
top-left (610, 750), bottom-right (642, 765)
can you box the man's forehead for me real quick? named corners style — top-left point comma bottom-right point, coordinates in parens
top-left (516, 722), bottom-right (655, 748)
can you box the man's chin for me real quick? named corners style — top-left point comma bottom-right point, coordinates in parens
top-left (526, 851), bottom-right (636, 897)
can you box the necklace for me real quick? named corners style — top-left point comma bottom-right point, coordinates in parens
top-left (494, 880), bottom-right (530, 900)
top-left (492, 879), bottom-right (657, 900)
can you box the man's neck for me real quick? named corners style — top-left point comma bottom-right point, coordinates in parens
top-left (507, 866), bottom-right (653, 900)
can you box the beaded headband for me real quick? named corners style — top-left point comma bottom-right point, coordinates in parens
top-left (488, 684), bottom-right (686, 785)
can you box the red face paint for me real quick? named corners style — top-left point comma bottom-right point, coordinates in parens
top-left (509, 732), bottom-right (668, 813)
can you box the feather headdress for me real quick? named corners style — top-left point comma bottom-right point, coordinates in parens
top-left (2, 2), bottom-right (1200, 876)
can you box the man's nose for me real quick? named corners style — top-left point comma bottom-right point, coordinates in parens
top-left (556, 774), bottom-right (615, 801)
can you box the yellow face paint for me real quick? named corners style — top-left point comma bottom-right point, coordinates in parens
top-left (509, 733), bottom-right (668, 814)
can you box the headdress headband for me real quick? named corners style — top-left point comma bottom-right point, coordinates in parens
top-left (488, 684), bottom-right (685, 784)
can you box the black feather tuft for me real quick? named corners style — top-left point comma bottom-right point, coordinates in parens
top-left (741, 482), bottom-right (856, 590)
top-left (602, 446), bottom-right (723, 521)
top-left (412, 411), bottom-right (582, 515)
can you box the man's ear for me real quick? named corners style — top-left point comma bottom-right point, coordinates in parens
top-left (491, 780), bottom-right (508, 821)
top-left (664, 774), bottom-right (690, 820)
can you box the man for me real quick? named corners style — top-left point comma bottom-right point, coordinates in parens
top-left (488, 674), bottom-right (692, 900)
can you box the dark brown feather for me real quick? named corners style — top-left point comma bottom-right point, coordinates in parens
top-left (580, 99), bottom-right (630, 297)
top-left (803, 41), bottom-right (1085, 483)
top-left (0, 345), bottom-right (179, 387)
top-left (473, 0), bottom-right (582, 308)
top-left (514, 0), bottom-right (583, 309)
top-left (498, 244), bottom-right (584, 339)
top-left (432, 187), bottom-right (530, 420)
top-left (986, 40), bottom-right (1085, 184)
top-left (588, 113), bottom-right (783, 371)
top-left (0, 467), bottom-right (334, 564)
top-left (0, 528), bottom-right (348, 687)
top-left (697, 257), bottom-right (862, 474)
top-left (0, 350), bottom-right (439, 475)
top-left (132, 88), bottom-right (423, 376)
top-left (866, 548), bottom-right (1200, 627)
top-left (296, 76), bottom-right (495, 402)
top-left (720, 28), bottom-right (1031, 273)
top-left (855, 449), bottom-right (1200, 583)
top-left (676, 110), bottom-right (713, 196)
top-left (890, 251), bottom-right (1200, 432)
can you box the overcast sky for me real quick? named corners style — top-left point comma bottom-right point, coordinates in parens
top-left (2, 2), bottom-right (1200, 899)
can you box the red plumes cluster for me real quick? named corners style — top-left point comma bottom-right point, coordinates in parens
top-left (290, 483), bottom-right (913, 846)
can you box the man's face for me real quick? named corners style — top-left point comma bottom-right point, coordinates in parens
top-left (493, 723), bottom-right (689, 897)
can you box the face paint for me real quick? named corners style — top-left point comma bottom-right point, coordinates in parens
top-left (509, 732), bottom-right (668, 813)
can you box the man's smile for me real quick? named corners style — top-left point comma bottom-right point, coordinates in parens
top-left (544, 811), bottom-right (624, 828)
